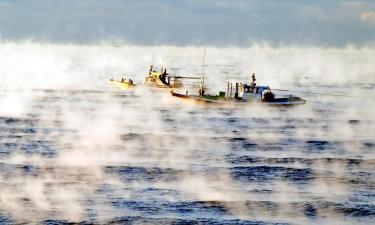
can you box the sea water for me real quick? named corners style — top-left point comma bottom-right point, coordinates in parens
top-left (0, 42), bottom-right (374, 224)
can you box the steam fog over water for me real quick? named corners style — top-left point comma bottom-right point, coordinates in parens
top-left (0, 42), bottom-right (374, 224)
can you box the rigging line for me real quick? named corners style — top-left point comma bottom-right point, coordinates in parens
top-left (151, 52), bottom-right (155, 66)
top-left (273, 89), bottom-right (375, 100)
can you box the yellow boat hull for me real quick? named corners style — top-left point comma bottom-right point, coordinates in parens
top-left (109, 80), bottom-right (135, 90)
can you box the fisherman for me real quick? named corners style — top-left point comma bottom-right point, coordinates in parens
top-left (251, 73), bottom-right (256, 86)
top-left (198, 87), bottom-right (205, 96)
top-left (250, 73), bottom-right (256, 93)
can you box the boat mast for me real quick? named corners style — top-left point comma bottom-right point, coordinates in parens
top-left (200, 48), bottom-right (206, 96)
top-left (201, 48), bottom-right (206, 75)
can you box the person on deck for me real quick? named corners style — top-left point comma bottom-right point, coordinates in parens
top-left (250, 73), bottom-right (256, 93)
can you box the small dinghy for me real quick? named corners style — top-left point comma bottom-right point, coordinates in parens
top-left (109, 78), bottom-right (135, 89)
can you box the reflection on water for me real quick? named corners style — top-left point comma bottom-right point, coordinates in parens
top-left (0, 44), bottom-right (374, 224)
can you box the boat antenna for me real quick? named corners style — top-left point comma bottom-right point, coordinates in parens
top-left (149, 52), bottom-right (155, 75)
top-left (252, 47), bottom-right (260, 74)
top-left (151, 52), bottom-right (155, 66)
top-left (161, 56), bottom-right (165, 72)
top-left (251, 48), bottom-right (260, 85)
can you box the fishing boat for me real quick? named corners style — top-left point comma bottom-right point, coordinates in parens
top-left (144, 65), bottom-right (184, 88)
top-left (109, 78), bottom-right (135, 89)
top-left (171, 71), bottom-right (306, 105)
top-left (224, 73), bottom-right (306, 105)
top-left (171, 48), bottom-right (305, 105)
top-left (143, 55), bottom-right (201, 88)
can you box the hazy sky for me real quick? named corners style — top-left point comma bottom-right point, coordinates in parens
top-left (0, 0), bottom-right (374, 46)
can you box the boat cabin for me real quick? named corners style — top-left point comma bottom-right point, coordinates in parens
top-left (227, 82), bottom-right (272, 101)
top-left (144, 65), bottom-right (183, 88)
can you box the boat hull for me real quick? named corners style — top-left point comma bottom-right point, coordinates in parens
top-left (171, 91), bottom-right (225, 104)
top-left (144, 78), bottom-right (183, 88)
top-left (263, 97), bottom-right (306, 106)
top-left (109, 80), bottom-right (135, 90)
top-left (171, 91), bottom-right (306, 106)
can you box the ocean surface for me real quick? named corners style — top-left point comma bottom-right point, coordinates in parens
top-left (0, 43), bottom-right (374, 224)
